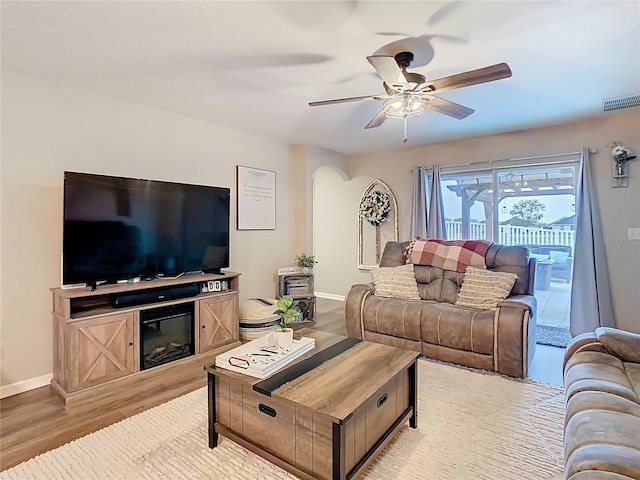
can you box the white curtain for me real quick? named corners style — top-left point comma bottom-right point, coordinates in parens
top-left (410, 166), bottom-right (427, 238)
top-left (570, 147), bottom-right (615, 335)
top-left (427, 164), bottom-right (446, 239)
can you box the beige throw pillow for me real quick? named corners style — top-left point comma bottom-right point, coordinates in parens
top-left (455, 267), bottom-right (518, 311)
top-left (371, 264), bottom-right (420, 300)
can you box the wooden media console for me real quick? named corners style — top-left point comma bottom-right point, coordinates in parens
top-left (51, 272), bottom-right (241, 409)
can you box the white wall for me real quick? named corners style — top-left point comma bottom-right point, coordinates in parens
top-left (305, 144), bottom-right (349, 256)
top-left (313, 166), bottom-right (372, 297)
top-left (314, 112), bottom-right (640, 333)
top-left (287, 144), bottom-right (349, 297)
top-left (0, 71), bottom-right (296, 388)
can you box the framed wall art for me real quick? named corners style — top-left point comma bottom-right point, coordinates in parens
top-left (236, 165), bottom-right (276, 230)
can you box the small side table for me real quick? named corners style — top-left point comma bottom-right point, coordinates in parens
top-left (277, 273), bottom-right (316, 325)
top-left (535, 260), bottom-right (553, 290)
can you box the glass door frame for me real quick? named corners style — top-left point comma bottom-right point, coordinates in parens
top-left (433, 155), bottom-right (580, 243)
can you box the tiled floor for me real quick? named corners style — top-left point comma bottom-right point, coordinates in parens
top-left (529, 344), bottom-right (565, 386)
top-left (531, 281), bottom-right (571, 386)
top-left (535, 280), bottom-right (571, 329)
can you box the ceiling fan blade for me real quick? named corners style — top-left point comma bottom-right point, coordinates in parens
top-left (425, 96), bottom-right (475, 119)
top-left (367, 55), bottom-right (408, 89)
top-left (364, 107), bottom-right (388, 129)
top-left (309, 94), bottom-right (385, 107)
top-left (422, 63), bottom-right (512, 94)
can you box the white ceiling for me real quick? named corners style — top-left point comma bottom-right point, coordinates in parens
top-left (2, 1), bottom-right (639, 155)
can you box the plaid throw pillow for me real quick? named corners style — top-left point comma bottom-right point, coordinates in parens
top-left (405, 238), bottom-right (492, 273)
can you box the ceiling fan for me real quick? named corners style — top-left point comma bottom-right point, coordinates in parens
top-left (309, 52), bottom-right (512, 143)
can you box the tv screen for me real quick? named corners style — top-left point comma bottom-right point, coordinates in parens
top-left (63, 172), bottom-right (230, 287)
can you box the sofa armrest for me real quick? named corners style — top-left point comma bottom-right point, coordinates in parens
top-left (498, 294), bottom-right (536, 313)
top-left (494, 294), bottom-right (537, 378)
top-left (595, 327), bottom-right (640, 363)
top-left (344, 283), bottom-right (374, 340)
top-left (563, 332), bottom-right (603, 371)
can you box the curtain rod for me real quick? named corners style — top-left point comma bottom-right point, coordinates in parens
top-left (413, 148), bottom-right (596, 172)
top-left (443, 150), bottom-right (585, 169)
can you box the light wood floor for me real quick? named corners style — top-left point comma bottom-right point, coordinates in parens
top-left (0, 297), bottom-right (562, 471)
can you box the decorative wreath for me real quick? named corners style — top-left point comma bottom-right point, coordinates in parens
top-left (359, 190), bottom-right (391, 226)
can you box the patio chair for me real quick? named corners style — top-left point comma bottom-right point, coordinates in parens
top-left (524, 245), bottom-right (573, 283)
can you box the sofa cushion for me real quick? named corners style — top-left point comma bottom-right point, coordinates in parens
top-left (530, 253), bottom-right (550, 262)
top-left (455, 267), bottom-right (518, 311)
top-left (485, 244), bottom-right (531, 295)
top-left (565, 411), bottom-right (640, 479)
top-left (565, 390), bottom-right (640, 426)
top-left (413, 264), bottom-right (445, 301)
top-left (564, 351), bottom-right (638, 405)
top-left (370, 264), bottom-right (420, 300)
top-left (420, 302), bottom-right (495, 355)
top-left (626, 363), bottom-right (640, 400)
top-left (412, 265), bottom-right (464, 304)
top-left (361, 296), bottom-right (423, 342)
top-left (596, 327), bottom-right (640, 363)
top-left (549, 250), bottom-right (570, 264)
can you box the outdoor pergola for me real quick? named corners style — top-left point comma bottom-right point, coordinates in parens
top-left (446, 170), bottom-right (576, 238)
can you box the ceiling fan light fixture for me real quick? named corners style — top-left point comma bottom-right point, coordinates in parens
top-left (384, 93), bottom-right (427, 119)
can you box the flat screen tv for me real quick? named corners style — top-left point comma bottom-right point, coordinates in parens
top-left (63, 171), bottom-right (230, 287)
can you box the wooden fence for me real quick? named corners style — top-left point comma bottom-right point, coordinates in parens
top-left (445, 221), bottom-right (575, 246)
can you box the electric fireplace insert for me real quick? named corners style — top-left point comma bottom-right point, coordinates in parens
top-left (140, 303), bottom-right (195, 370)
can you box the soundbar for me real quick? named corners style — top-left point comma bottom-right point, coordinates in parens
top-left (112, 283), bottom-right (200, 308)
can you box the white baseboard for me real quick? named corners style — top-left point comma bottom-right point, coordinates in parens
top-left (1, 373), bottom-right (52, 399)
top-left (315, 292), bottom-right (345, 302)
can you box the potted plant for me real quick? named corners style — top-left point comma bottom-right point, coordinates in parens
top-left (295, 253), bottom-right (317, 273)
top-left (273, 296), bottom-right (300, 348)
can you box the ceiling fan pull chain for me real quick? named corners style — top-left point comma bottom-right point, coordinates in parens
top-left (403, 116), bottom-right (408, 143)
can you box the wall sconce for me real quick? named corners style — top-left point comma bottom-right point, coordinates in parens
top-left (610, 142), bottom-right (636, 188)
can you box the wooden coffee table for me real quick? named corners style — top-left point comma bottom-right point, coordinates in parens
top-left (205, 329), bottom-right (419, 480)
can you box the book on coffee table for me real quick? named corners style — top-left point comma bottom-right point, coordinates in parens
top-left (215, 334), bottom-right (316, 378)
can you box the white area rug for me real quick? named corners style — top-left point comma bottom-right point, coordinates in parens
top-left (1, 359), bottom-right (565, 479)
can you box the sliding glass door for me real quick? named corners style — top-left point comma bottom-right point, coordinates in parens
top-left (438, 160), bottom-right (578, 333)
top-left (440, 164), bottom-right (577, 244)
top-left (495, 165), bottom-right (577, 248)
top-left (440, 171), bottom-right (494, 241)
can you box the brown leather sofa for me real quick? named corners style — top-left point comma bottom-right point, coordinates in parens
top-left (345, 241), bottom-right (536, 378)
top-left (563, 327), bottom-right (640, 479)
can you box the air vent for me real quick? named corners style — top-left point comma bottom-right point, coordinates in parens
top-left (603, 94), bottom-right (640, 112)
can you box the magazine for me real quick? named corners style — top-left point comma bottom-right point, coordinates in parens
top-left (215, 333), bottom-right (316, 378)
